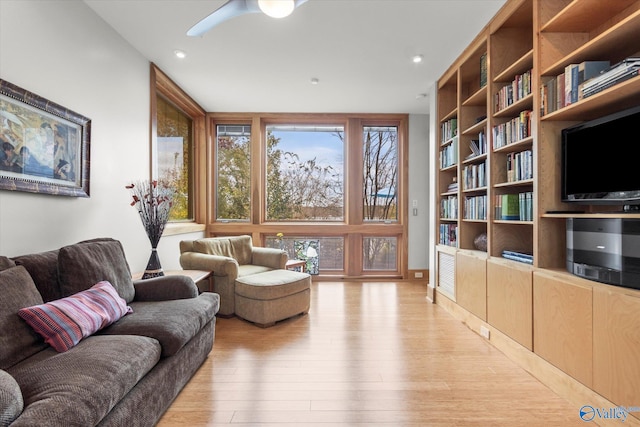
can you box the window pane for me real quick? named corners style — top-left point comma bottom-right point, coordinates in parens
top-left (216, 125), bottom-right (251, 221)
top-left (265, 236), bottom-right (344, 271)
top-left (265, 125), bottom-right (344, 221)
top-left (363, 237), bottom-right (397, 271)
top-left (156, 95), bottom-right (193, 221)
top-left (363, 126), bottom-right (398, 221)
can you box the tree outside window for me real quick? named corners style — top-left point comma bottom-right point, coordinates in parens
top-left (363, 126), bottom-right (398, 221)
top-left (156, 94), bottom-right (193, 221)
top-left (265, 125), bottom-right (344, 221)
top-left (216, 125), bottom-right (251, 221)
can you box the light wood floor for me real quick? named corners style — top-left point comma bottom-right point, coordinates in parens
top-left (158, 281), bottom-right (586, 426)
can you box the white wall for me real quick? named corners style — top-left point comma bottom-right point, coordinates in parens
top-left (0, 0), bottom-right (429, 273)
top-left (408, 114), bottom-right (430, 270)
top-left (0, 0), bottom-right (198, 272)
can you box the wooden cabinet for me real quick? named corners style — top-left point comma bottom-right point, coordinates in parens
top-left (487, 258), bottom-right (532, 350)
top-left (456, 251), bottom-right (487, 320)
top-left (533, 271), bottom-right (592, 387)
top-left (593, 287), bottom-right (640, 406)
top-left (433, 0), bottom-right (640, 415)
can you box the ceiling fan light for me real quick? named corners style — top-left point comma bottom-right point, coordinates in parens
top-left (258, 0), bottom-right (295, 18)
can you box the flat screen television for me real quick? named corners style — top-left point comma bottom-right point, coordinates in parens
top-left (561, 104), bottom-right (640, 207)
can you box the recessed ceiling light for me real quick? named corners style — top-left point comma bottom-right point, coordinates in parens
top-left (174, 50), bottom-right (187, 59)
top-left (412, 54), bottom-right (424, 64)
top-left (310, 78), bottom-right (319, 85)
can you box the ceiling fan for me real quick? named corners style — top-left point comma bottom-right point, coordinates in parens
top-left (187, 0), bottom-right (309, 37)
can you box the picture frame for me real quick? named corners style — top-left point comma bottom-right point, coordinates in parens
top-left (0, 79), bottom-right (91, 197)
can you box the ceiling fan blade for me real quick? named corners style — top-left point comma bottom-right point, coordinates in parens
top-left (187, 0), bottom-right (260, 37)
top-left (187, 0), bottom-right (310, 37)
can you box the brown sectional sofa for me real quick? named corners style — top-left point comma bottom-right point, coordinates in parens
top-left (0, 238), bottom-right (219, 426)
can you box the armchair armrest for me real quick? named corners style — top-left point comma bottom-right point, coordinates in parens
top-left (252, 247), bottom-right (287, 269)
top-left (133, 275), bottom-right (198, 301)
top-left (179, 252), bottom-right (239, 278)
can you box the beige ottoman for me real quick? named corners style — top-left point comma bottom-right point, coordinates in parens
top-left (234, 269), bottom-right (311, 327)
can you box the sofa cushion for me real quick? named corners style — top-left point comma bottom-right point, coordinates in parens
top-left (0, 266), bottom-right (48, 370)
top-left (99, 293), bottom-right (219, 357)
top-left (57, 239), bottom-right (135, 303)
top-left (6, 335), bottom-right (160, 427)
top-left (235, 270), bottom-right (311, 300)
top-left (0, 369), bottom-right (23, 426)
top-left (12, 249), bottom-right (62, 302)
top-left (0, 256), bottom-right (15, 272)
top-left (194, 236), bottom-right (253, 265)
top-left (18, 281), bottom-right (132, 353)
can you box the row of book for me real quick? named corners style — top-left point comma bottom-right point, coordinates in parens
top-left (439, 224), bottom-right (458, 247)
top-left (494, 192), bottom-right (533, 221)
top-left (502, 250), bottom-right (533, 265)
top-left (468, 131), bottom-right (487, 158)
top-left (462, 161), bottom-right (486, 190)
top-left (506, 149), bottom-right (533, 183)
top-left (441, 118), bottom-right (458, 143)
top-left (540, 60), bottom-right (610, 115)
top-left (583, 58), bottom-right (640, 98)
top-left (440, 144), bottom-right (458, 169)
top-left (440, 195), bottom-right (458, 219)
top-left (464, 195), bottom-right (487, 220)
top-left (492, 110), bottom-right (532, 149)
top-left (494, 69), bottom-right (533, 112)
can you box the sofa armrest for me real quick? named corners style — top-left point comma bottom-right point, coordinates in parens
top-left (133, 275), bottom-right (198, 301)
top-left (0, 369), bottom-right (23, 425)
top-left (179, 252), bottom-right (239, 278)
top-left (252, 247), bottom-right (287, 269)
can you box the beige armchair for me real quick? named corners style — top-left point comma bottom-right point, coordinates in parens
top-left (179, 235), bottom-right (287, 316)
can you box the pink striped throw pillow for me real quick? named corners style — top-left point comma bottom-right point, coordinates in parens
top-left (18, 281), bottom-right (132, 352)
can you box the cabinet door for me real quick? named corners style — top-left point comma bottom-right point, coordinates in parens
top-left (533, 272), bottom-right (592, 387)
top-left (593, 287), bottom-right (640, 406)
top-left (456, 252), bottom-right (487, 321)
top-left (487, 259), bottom-right (533, 350)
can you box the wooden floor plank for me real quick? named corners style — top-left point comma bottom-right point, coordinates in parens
top-left (157, 281), bottom-right (589, 426)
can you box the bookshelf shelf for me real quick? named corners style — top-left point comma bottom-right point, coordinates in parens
top-left (540, 9), bottom-right (640, 76)
top-left (462, 118), bottom-right (487, 135)
top-left (494, 93), bottom-right (534, 117)
top-left (493, 136), bottom-right (533, 153)
top-left (462, 153), bottom-right (488, 165)
top-left (494, 178), bottom-right (534, 188)
top-left (462, 85), bottom-right (488, 107)
top-left (540, 0), bottom-right (638, 33)
top-left (494, 49), bottom-right (534, 83)
top-left (540, 74), bottom-right (640, 121)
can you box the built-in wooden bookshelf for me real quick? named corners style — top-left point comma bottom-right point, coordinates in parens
top-left (434, 0), bottom-right (640, 419)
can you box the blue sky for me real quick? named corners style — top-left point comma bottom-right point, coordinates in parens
top-left (271, 129), bottom-right (344, 173)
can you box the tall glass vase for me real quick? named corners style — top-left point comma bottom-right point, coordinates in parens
top-left (142, 246), bottom-right (164, 279)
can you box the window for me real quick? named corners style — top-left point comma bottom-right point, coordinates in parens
top-left (216, 125), bottom-right (251, 221)
top-left (210, 113), bottom-right (407, 279)
top-left (156, 95), bottom-right (193, 221)
top-left (265, 125), bottom-right (344, 221)
top-left (363, 126), bottom-right (398, 221)
top-left (363, 237), bottom-right (398, 270)
top-left (151, 64), bottom-right (205, 227)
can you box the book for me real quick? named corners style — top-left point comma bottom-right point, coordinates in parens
top-left (502, 250), bottom-right (533, 264)
top-left (480, 52), bottom-right (487, 88)
top-left (501, 194), bottom-right (519, 220)
top-left (577, 61), bottom-right (610, 100)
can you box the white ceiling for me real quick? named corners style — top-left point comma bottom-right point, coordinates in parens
top-left (85, 0), bottom-right (506, 114)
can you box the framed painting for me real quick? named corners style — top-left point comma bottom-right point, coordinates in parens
top-left (0, 79), bottom-right (91, 197)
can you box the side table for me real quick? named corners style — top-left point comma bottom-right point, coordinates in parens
top-left (285, 259), bottom-right (306, 273)
top-left (132, 269), bottom-right (213, 292)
